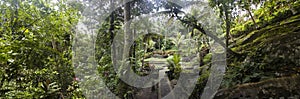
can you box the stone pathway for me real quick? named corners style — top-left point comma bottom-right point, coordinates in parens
top-left (134, 52), bottom-right (198, 99)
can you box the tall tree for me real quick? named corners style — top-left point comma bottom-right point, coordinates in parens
top-left (209, 0), bottom-right (235, 48)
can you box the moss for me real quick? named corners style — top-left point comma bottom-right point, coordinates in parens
top-left (231, 47), bottom-right (239, 52)
top-left (232, 14), bottom-right (300, 53)
top-left (230, 0), bottom-right (300, 40)
top-left (215, 75), bottom-right (300, 99)
top-left (246, 20), bottom-right (299, 49)
top-left (221, 1), bottom-right (300, 98)
top-left (203, 53), bottom-right (212, 64)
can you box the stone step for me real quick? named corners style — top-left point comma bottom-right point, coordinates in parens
top-left (152, 54), bottom-right (166, 58)
top-left (134, 87), bottom-right (158, 99)
top-left (158, 76), bottom-right (175, 99)
top-left (180, 62), bottom-right (199, 70)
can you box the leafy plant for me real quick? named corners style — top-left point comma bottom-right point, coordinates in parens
top-left (166, 53), bottom-right (182, 80)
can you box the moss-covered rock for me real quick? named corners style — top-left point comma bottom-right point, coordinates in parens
top-left (215, 75), bottom-right (300, 99)
top-left (220, 1), bottom-right (300, 98)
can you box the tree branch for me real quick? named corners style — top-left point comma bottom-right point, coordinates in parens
top-left (175, 14), bottom-right (240, 56)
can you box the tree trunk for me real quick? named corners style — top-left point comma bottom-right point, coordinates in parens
top-left (132, 29), bottom-right (137, 72)
top-left (224, 5), bottom-right (230, 48)
top-left (110, 0), bottom-right (116, 61)
top-left (246, 8), bottom-right (257, 28)
top-left (118, 0), bottom-right (132, 75)
top-left (244, 1), bottom-right (257, 29)
top-left (117, 0), bottom-right (132, 97)
top-left (123, 0), bottom-right (131, 60)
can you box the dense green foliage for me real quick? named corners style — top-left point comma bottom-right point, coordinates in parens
top-left (224, 0), bottom-right (300, 88)
top-left (0, 0), bottom-right (299, 98)
top-left (0, 0), bottom-right (83, 98)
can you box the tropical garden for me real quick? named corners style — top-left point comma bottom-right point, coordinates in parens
top-left (0, 0), bottom-right (299, 98)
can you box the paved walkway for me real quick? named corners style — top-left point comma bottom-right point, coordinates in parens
top-left (134, 52), bottom-right (198, 99)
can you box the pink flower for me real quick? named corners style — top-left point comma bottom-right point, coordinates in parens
top-left (73, 77), bottom-right (79, 81)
